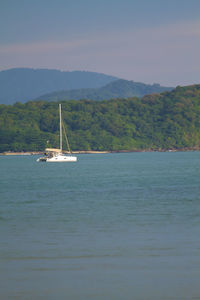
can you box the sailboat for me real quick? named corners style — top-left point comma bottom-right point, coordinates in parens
top-left (37, 104), bottom-right (77, 162)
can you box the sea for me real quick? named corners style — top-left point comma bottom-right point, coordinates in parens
top-left (1, 152), bottom-right (200, 300)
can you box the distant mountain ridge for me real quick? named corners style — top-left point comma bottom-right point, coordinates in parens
top-left (37, 79), bottom-right (174, 101)
top-left (0, 68), bottom-right (118, 104)
top-left (0, 68), bottom-right (173, 104)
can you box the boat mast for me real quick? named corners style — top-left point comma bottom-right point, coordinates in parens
top-left (59, 104), bottom-right (62, 151)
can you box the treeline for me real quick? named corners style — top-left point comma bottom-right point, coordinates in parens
top-left (1, 84), bottom-right (200, 152)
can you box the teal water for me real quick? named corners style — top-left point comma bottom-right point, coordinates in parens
top-left (1, 152), bottom-right (200, 300)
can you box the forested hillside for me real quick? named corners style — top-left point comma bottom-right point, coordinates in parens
top-left (1, 84), bottom-right (200, 152)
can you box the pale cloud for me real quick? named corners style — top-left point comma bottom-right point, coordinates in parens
top-left (0, 20), bottom-right (200, 85)
top-left (0, 39), bottom-right (90, 54)
top-left (1, 20), bottom-right (199, 54)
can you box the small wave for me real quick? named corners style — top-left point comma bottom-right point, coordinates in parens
top-left (2, 253), bottom-right (121, 261)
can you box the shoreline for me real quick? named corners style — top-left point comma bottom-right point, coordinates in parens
top-left (1, 148), bottom-right (200, 155)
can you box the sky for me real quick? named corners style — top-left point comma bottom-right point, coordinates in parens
top-left (0, 0), bottom-right (200, 86)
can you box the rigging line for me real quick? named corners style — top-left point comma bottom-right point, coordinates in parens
top-left (62, 119), bottom-right (72, 154)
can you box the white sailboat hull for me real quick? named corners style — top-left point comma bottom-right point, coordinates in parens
top-left (47, 155), bottom-right (77, 162)
top-left (37, 154), bottom-right (77, 162)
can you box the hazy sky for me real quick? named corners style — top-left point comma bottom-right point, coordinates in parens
top-left (0, 0), bottom-right (200, 86)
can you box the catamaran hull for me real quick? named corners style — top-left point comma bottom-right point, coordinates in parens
top-left (37, 156), bottom-right (77, 162)
top-left (47, 156), bottom-right (77, 162)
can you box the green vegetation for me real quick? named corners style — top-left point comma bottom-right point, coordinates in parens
top-left (1, 84), bottom-right (200, 152)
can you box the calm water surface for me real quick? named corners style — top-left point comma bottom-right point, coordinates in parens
top-left (1, 152), bottom-right (200, 300)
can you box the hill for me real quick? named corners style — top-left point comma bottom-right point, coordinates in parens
top-left (0, 68), bottom-right (117, 104)
top-left (36, 79), bottom-right (173, 101)
top-left (1, 83), bottom-right (200, 153)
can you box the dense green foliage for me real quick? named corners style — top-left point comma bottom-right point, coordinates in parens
top-left (1, 84), bottom-right (200, 152)
top-left (37, 79), bottom-right (173, 102)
